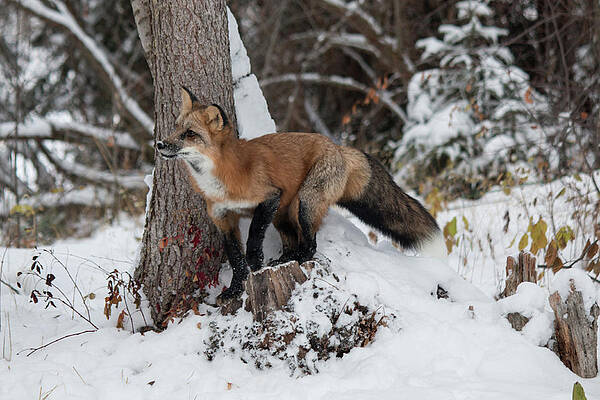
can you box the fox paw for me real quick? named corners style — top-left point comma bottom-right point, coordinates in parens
top-left (246, 253), bottom-right (264, 272)
top-left (296, 251), bottom-right (316, 264)
top-left (216, 284), bottom-right (243, 306)
top-left (271, 251), bottom-right (299, 265)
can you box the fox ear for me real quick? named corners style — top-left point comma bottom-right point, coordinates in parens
top-left (179, 86), bottom-right (199, 116)
top-left (204, 104), bottom-right (229, 132)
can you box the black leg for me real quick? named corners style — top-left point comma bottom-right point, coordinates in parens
top-left (297, 200), bottom-right (317, 263)
top-left (217, 231), bottom-right (249, 304)
top-left (272, 216), bottom-right (300, 265)
top-left (247, 190), bottom-right (281, 271)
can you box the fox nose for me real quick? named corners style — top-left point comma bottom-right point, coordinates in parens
top-left (156, 141), bottom-right (165, 150)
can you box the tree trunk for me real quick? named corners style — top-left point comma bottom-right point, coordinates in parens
top-left (133, 0), bottom-right (235, 326)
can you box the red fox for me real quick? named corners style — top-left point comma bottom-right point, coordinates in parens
top-left (157, 87), bottom-right (445, 303)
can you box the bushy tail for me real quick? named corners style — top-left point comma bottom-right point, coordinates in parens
top-left (338, 153), bottom-right (446, 258)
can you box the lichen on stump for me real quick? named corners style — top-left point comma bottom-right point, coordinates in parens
top-left (549, 279), bottom-right (600, 378)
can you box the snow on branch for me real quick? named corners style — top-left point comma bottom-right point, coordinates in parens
top-left (0, 187), bottom-right (115, 218)
top-left (15, 0), bottom-right (154, 137)
top-left (318, 0), bottom-right (383, 36)
top-left (0, 116), bottom-right (141, 150)
top-left (38, 143), bottom-right (146, 191)
top-left (289, 31), bottom-right (380, 57)
top-left (261, 73), bottom-right (408, 123)
top-left (312, 0), bottom-right (409, 74)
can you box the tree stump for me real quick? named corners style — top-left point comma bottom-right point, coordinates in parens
top-left (502, 252), bottom-right (537, 331)
top-left (549, 280), bottom-right (600, 378)
top-left (244, 261), bottom-right (309, 322)
top-left (503, 252), bottom-right (537, 298)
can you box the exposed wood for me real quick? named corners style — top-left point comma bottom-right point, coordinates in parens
top-left (549, 280), bottom-right (599, 378)
top-left (502, 252), bottom-right (537, 331)
top-left (506, 312), bottom-right (530, 331)
top-left (503, 251), bottom-right (537, 298)
top-left (243, 261), bottom-right (308, 322)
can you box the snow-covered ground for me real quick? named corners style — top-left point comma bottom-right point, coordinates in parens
top-left (1, 195), bottom-right (600, 399)
top-left (2, 6), bottom-right (599, 400)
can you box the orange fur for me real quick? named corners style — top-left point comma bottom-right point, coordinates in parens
top-left (157, 89), bottom-right (443, 303)
top-left (164, 105), bottom-right (371, 227)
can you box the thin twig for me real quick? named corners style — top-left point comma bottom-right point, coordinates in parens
top-left (20, 329), bottom-right (97, 357)
top-left (44, 249), bottom-right (92, 324)
top-left (72, 365), bottom-right (87, 385)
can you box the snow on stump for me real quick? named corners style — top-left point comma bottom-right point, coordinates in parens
top-left (209, 260), bottom-right (391, 374)
top-left (244, 261), bottom-right (309, 322)
top-left (549, 276), bottom-right (599, 378)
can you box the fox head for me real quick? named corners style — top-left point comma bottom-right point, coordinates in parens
top-left (156, 87), bottom-right (233, 161)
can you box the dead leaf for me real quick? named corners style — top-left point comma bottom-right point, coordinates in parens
top-left (116, 310), bottom-right (127, 329)
top-left (524, 87), bottom-right (533, 104)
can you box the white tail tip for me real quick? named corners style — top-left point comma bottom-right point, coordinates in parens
top-left (419, 231), bottom-right (447, 259)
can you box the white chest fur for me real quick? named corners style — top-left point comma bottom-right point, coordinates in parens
top-left (184, 155), bottom-right (225, 199)
top-left (212, 199), bottom-right (257, 218)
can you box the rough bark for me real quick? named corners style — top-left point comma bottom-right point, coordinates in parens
top-left (134, 0), bottom-right (235, 326)
top-left (549, 281), bottom-right (599, 378)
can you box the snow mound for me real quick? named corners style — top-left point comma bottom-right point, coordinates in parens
top-left (1, 211), bottom-right (598, 398)
top-left (205, 260), bottom-right (394, 375)
top-left (497, 282), bottom-right (554, 346)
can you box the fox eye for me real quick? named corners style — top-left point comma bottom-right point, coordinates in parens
top-left (180, 130), bottom-right (197, 140)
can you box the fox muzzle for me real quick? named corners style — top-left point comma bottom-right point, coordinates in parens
top-left (156, 140), bottom-right (181, 159)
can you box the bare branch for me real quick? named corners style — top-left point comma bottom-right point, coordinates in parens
top-left (312, 0), bottom-right (411, 77)
top-left (303, 96), bottom-right (336, 142)
top-left (342, 47), bottom-right (377, 82)
top-left (20, 329), bottom-right (97, 357)
top-left (0, 117), bottom-right (142, 150)
top-left (0, 187), bottom-right (118, 218)
top-left (38, 143), bottom-right (146, 191)
top-left (261, 73), bottom-right (408, 123)
top-left (288, 31), bottom-right (380, 58)
top-left (13, 0), bottom-right (154, 138)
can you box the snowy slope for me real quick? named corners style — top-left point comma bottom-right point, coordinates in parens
top-left (1, 211), bottom-right (599, 399)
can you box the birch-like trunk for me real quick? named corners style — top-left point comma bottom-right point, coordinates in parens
top-left (133, 0), bottom-right (235, 326)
